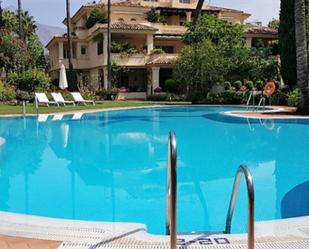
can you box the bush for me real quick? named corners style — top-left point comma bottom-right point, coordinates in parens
top-left (232, 80), bottom-right (242, 90)
top-left (165, 79), bottom-right (179, 94)
top-left (245, 81), bottom-right (254, 91)
top-left (224, 81), bottom-right (232, 90)
top-left (204, 91), bottom-right (245, 104)
top-left (96, 88), bottom-right (119, 100)
top-left (255, 80), bottom-right (264, 91)
top-left (16, 90), bottom-right (32, 102)
top-left (147, 94), bottom-right (169, 101)
top-left (287, 89), bottom-right (300, 107)
top-left (86, 8), bottom-right (107, 29)
top-left (111, 41), bottom-right (128, 53)
top-left (8, 68), bottom-right (50, 92)
top-left (150, 48), bottom-right (165, 55)
top-left (270, 90), bottom-right (288, 105)
top-left (0, 81), bottom-right (16, 102)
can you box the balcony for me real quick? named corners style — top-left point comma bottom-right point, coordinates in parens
top-left (112, 53), bottom-right (148, 66)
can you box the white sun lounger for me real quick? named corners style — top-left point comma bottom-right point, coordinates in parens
top-left (51, 92), bottom-right (75, 106)
top-left (35, 93), bottom-right (59, 107)
top-left (70, 92), bottom-right (95, 105)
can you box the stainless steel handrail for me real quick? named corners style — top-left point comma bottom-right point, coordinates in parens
top-left (225, 165), bottom-right (255, 249)
top-left (166, 131), bottom-right (177, 249)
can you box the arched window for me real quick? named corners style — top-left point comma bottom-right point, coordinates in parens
top-left (131, 18), bottom-right (136, 21)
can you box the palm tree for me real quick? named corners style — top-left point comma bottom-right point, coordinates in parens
top-left (107, 0), bottom-right (112, 89)
top-left (191, 0), bottom-right (204, 31)
top-left (21, 11), bottom-right (36, 41)
top-left (294, 0), bottom-right (309, 113)
top-left (66, 0), bottom-right (76, 90)
top-left (17, 0), bottom-right (22, 39)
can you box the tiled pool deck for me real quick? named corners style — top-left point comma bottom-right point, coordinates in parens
top-left (0, 236), bottom-right (60, 249)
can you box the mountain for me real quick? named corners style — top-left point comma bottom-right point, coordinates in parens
top-left (3, 5), bottom-right (65, 51)
top-left (36, 23), bottom-right (65, 47)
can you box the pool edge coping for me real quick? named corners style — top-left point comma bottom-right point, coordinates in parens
top-left (0, 211), bottom-right (308, 246)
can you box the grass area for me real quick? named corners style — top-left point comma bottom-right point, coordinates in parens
top-left (0, 101), bottom-right (160, 115)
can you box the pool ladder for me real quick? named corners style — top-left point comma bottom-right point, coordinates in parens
top-left (165, 132), bottom-right (255, 249)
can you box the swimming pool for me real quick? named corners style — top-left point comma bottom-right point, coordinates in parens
top-left (0, 106), bottom-right (308, 235)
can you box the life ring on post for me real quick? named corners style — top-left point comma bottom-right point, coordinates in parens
top-left (263, 82), bottom-right (276, 96)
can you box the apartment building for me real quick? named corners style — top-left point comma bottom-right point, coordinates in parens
top-left (47, 0), bottom-right (278, 99)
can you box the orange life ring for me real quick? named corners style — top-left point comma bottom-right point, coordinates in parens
top-left (263, 82), bottom-right (276, 96)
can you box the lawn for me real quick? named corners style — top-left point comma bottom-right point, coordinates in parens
top-left (0, 101), bottom-right (189, 115)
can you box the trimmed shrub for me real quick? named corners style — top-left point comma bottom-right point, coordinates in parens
top-left (245, 81), bottom-right (254, 91)
top-left (287, 89), bottom-right (300, 107)
top-left (224, 81), bottom-right (232, 90)
top-left (232, 80), bottom-right (242, 90)
top-left (165, 79), bottom-right (178, 94)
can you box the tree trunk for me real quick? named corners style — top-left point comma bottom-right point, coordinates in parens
top-left (17, 0), bottom-right (22, 39)
top-left (191, 0), bottom-right (204, 31)
top-left (107, 0), bottom-right (112, 89)
top-left (66, 0), bottom-right (77, 90)
top-left (295, 0), bottom-right (309, 113)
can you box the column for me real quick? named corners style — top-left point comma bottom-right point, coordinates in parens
top-left (58, 41), bottom-right (64, 65)
top-left (245, 37), bottom-right (253, 48)
top-left (147, 34), bottom-right (154, 54)
top-left (103, 32), bottom-right (108, 64)
top-left (103, 68), bottom-right (108, 89)
top-left (76, 43), bottom-right (81, 59)
top-left (186, 11), bottom-right (191, 22)
top-left (151, 67), bottom-right (160, 94)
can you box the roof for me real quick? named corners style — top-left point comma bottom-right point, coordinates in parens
top-left (146, 54), bottom-right (178, 65)
top-left (245, 24), bottom-right (278, 35)
top-left (205, 5), bottom-right (247, 13)
top-left (95, 21), bottom-right (158, 31)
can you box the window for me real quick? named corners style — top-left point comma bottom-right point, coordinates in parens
top-left (155, 46), bottom-right (174, 53)
top-left (81, 46), bottom-right (87, 55)
top-left (118, 18), bottom-right (124, 22)
top-left (97, 41), bottom-right (103, 55)
top-left (179, 0), bottom-right (190, 3)
top-left (131, 18), bottom-right (136, 21)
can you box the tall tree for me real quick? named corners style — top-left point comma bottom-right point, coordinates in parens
top-left (294, 0), bottom-right (309, 112)
top-left (0, 0), bottom-right (5, 28)
top-left (66, 0), bottom-right (76, 90)
top-left (279, 0), bottom-right (297, 87)
top-left (107, 0), bottom-right (111, 89)
top-left (192, 0), bottom-right (204, 31)
top-left (17, 0), bottom-right (22, 39)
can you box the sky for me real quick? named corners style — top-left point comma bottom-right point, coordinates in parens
top-left (3, 0), bottom-right (280, 27)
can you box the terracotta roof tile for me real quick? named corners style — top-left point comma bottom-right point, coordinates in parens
top-left (245, 24), bottom-right (278, 35)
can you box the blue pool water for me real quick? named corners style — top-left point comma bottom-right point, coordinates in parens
top-left (0, 106), bottom-right (308, 234)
